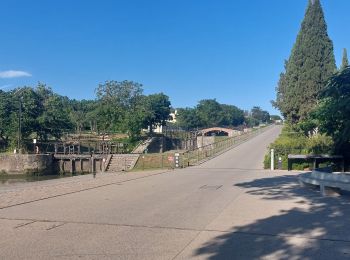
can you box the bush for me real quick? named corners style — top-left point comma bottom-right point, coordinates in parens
top-left (307, 134), bottom-right (333, 154)
top-left (264, 125), bottom-right (333, 170)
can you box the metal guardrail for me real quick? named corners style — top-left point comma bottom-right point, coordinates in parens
top-left (299, 169), bottom-right (350, 196)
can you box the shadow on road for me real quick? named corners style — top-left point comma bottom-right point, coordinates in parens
top-left (194, 175), bottom-right (350, 259)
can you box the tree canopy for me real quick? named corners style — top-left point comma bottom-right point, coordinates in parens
top-left (273, 0), bottom-right (336, 123)
top-left (176, 108), bottom-right (201, 130)
top-left (176, 99), bottom-right (246, 130)
top-left (0, 79), bottom-right (269, 152)
top-left (251, 106), bottom-right (270, 124)
top-left (0, 84), bottom-right (75, 150)
top-left (142, 93), bottom-right (171, 133)
top-left (0, 80), bottom-right (176, 151)
top-left (314, 67), bottom-right (350, 155)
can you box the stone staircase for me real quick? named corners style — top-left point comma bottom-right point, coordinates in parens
top-left (132, 138), bottom-right (154, 154)
top-left (106, 154), bottom-right (140, 172)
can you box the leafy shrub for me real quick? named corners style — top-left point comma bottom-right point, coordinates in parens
top-left (264, 125), bottom-right (333, 170)
top-left (307, 134), bottom-right (333, 154)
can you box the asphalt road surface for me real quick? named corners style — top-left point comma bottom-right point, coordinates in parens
top-left (1, 125), bottom-right (350, 260)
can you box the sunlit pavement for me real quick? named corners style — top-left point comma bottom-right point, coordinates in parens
top-left (1, 125), bottom-right (350, 259)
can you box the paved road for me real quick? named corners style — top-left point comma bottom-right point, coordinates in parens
top-left (1, 125), bottom-right (350, 259)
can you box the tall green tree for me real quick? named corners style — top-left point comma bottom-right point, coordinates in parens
top-left (176, 108), bottom-right (202, 130)
top-left (0, 90), bottom-right (15, 149)
top-left (273, 0), bottom-right (336, 123)
top-left (12, 87), bottom-right (43, 142)
top-left (196, 99), bottom-right (223, 127)
top-left (95, 80), bottom-right (143, 133)
top-left (251, 106), bottom-right (270, 123)
top-left (34, 83), bottom-right (73, 140)
top-left (142, 93), bottom-right (171, 133)
top-left (69, 99), bottom-right (96, 133)
top-left (341, 48), bottom-right (349, 70)
top-left (122, 95), bottom-right (148, 139)
top-left (220, 104), bottom-right (245, 126)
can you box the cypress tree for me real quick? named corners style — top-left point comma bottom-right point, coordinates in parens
top-left (341, 48), bottom-right (349, 70)
top-left (274, 0), bottom-right (336, 123)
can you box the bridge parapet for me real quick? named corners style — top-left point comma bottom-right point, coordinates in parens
top-left (199, 127), bottom-right (242, 137)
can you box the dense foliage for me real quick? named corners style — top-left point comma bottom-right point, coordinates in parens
top-left (1, 80), bottom-right (264, 153)
top-left (251, 106), bottom-right (270, 124)
top-left (0, 84), bottom-right (74, 150)
top-left (273, 0), bottom-right (336, 123)
top-left (142, 93), bottom-right (171, 134)
top-left (176, 100), bottom-right (269, 130)
top-left (314, 67), bottom-right (350, 157)
top-left (268, 1), bottom-right (350, 168)
top-left (176, 99), bottom-right (244, 130)
top-left (0, 81), bottom-right (172, 152)
top-left (264, 125), bottom-right (333, 170)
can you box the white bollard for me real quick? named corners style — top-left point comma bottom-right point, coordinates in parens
top-left (271, 149), bottom-right (274, 171)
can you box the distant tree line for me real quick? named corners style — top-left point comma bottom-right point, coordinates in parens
top-left (0, 81), bottom-right (171, 151)
top-left (0, 79), bottom-right (275, 152)
top-left (0, 82), bottom-right (274, 152)
top-left (176, 99), bottom-right (271, 130)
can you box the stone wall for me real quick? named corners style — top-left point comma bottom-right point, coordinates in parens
top-left (0, 154), bottom-right (55, 174)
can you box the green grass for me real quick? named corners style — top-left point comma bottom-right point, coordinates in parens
top-left (133, 152), bottom-right (177, 170)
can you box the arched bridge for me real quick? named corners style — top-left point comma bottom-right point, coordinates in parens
top-left (199, 127), bottom-right (241, 137)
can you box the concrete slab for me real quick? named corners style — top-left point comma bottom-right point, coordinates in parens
top-left (176, 230), bottom-right (350, 260)
top-left (0, 219), bottom-right (198, 260)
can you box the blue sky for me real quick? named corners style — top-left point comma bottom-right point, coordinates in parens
top-left (1, 0), bottom-right (349, 114)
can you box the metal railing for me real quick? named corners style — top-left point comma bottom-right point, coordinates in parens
top-left (181, 125), bottom-right (272, 167)
top-left (132, 125), bottom-right (273, 170)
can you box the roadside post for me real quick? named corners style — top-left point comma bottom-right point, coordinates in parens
top-left (278, 156), bottom-right (282, 170)
top-left (175, 153), bottom-right (180, 168)
top-left (271, 149), bottom-right (275, 171)
top-left (33, 139), bottom-right (37, 154)
top-left (102, 157), bottom-right (106, 173)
